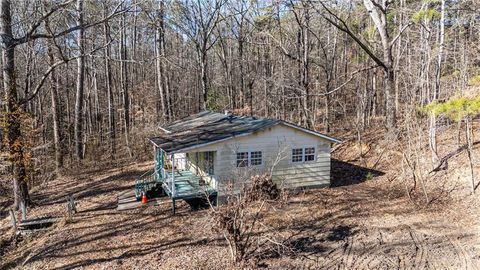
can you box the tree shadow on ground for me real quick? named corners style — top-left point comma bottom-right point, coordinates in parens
top-left (330, 158), bottom-right (385, 187)
top-left (326, 225), bottom-right (354, 241)
top-left (32, 169), bottom-right (144, 208)
top-left (259, 224), bottom-right (357, 262)
top-left (0, 198), bottom-right (12, 219)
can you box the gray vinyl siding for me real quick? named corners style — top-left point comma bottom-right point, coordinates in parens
top-left (189, 124), bottom-right (332, 196)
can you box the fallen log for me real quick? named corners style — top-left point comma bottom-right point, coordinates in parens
top-left (17, 216), bottom-right (58, 231)
top-left (430, 141), bottom-right (480, 173)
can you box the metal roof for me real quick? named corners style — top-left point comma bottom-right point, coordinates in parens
top-left (149, 111), bottom-right (340, 154)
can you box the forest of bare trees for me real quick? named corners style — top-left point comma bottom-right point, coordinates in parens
top-left (1, 0), bottom-right (479, 209)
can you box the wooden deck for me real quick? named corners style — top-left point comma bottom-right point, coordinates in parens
top-left (162, 170), bottom-right (217, 200)
top-left (132, 169), bottom-right (217, 214)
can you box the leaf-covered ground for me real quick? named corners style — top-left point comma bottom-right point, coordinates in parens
top-left (1, 158), bottom-right (479, 269)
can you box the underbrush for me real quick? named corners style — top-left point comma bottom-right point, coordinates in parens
top-left (333, 121), bottom-right (480, 208)
top-left (0, 126), bottom-right (156, 209)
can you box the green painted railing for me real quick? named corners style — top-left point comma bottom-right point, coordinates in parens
top-left (134, 170), bottom-right (160, 199)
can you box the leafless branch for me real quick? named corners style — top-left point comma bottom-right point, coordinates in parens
top-left (18, 41), bottom-right (113, 105)
top-left (14, 1), bottom-right (127, 45)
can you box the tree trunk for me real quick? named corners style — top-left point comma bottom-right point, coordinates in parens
top-left (385, 68), bottom-right (396, 130)
top-left (103, 4), bottom-right (115, 158)
top-left (155, 29), bottom-right (166, 120)
top-left (200, 50), bottom-right (208, 110)
top-left (47, 42), bottom-right (63, 171)
top-left (74, 0), bottom-right (85, 160)
top-left (120, 10), bottom-right (132, 157)
top-left (324, 82), bottom-right (331, 133)
top-left (238, 27), bottom-right (245, 109)
top-left (466, 116), bottom-right (475, 193)
top-left (434, 0), bottom-right (445, 100)
top-left (155, 1), bottom-right (171, 121)
top-left (0, 0), bottom-right (29, 209)
top-left (158, 0), bottom-right (172, 120)
top-left (363, 0), bottom-right (397, 131)
top-left (23, 49), bottom-right (31, 112)
top-left (429, 113), bottom-right (438, 164)
top-left (427, 0), bottom-right (446, 166)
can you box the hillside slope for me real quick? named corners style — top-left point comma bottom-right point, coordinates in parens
top-left (0, 127), bottom-right (479, 269)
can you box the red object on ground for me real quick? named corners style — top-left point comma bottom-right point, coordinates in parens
top-left (141, 193), bottom-right (148, 204)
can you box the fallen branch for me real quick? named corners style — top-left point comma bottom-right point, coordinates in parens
top-left (430, 141), bottom-right (480, 173)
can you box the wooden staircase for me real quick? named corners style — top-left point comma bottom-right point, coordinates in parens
top-left (134, 170), bottom-right (162, 199)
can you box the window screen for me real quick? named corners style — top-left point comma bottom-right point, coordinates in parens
top-left (304, 147), bottom-right (315, 161)
top-left (250, 151), bottom-right (262, 166)
top-left (292, 148), bottom-right (303, 162)
top-left (236, 152), bottom-right (248, 167)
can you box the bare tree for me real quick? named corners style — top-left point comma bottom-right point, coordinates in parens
top-left (119, 4), bottom-right (132, 158)
top-left (172, 0), bottom-right (225, 110)
top-left (316, 0), bottom-right (411, 133)
top-left (291, 0), bottom-right (314, 129)
top-left (0, 0), bottom-right (125, 208)
top-left (103, 1), bottom-right (116, 158)
top-left (46, 35), bottom-right (63, 171)
top-left (74, 0), bottom-right (85, 160)
top-left (0, 0), bottom-right (29, 209)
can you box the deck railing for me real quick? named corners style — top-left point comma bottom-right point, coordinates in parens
top-left (134, 170), bottom-right (157, 198)
top-left (139, 152), bottom-right (220, 200)
top-left (162, 170), bottom-right (172, 195)
top-left (153, 166), bottom-right (178, 198)
top-left (163, 155), bottom-right (188, 197)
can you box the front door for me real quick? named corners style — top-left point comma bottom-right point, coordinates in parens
top-left (204, 151), bottom-right (214, 175)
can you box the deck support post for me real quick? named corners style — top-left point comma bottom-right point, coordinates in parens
top-left (154, 146), bottom-right (158, 180)
top-left (172, 199), bottom-right (176, 215)
top-left (171, 153), bottom-right (176, 197)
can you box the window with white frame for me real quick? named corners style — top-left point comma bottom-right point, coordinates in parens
top-left (292, 147), bottom-right (316, 162)
top-left (236, 152), bottom-right (248, 167)
top-left (292, 148), bottom-right (303, 162)
top-left (304, 147), bottom-right (315, 161)
top-left (250, 151), bottom-right (262, 166)
top-left (236, 151), bottom-right (263, 167)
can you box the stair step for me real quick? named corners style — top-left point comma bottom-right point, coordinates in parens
top-left (118, 196), bottom-right (138, 204)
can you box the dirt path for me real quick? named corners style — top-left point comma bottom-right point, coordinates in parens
top-left (1, 162), bottom-right (479, 269)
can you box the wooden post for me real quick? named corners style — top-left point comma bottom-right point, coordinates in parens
top-left (171, 153), bottom-right (176, 197)
top-left (20, 201), bottom-right (26, 221)
top-left (161, 149), bottom-right (164, 178)
top-left (71, 195), bottom-right (77, 213)
top-left (172, 198), bottom-right (176, 215)
top-left (67, 195), bottom-right (76, 220)
top-left (67, 198), bottom-right (72, 220)
top-left (153, 145), bottom-right (157, 179)
top-left (9, 209), bottom-right (16, 229)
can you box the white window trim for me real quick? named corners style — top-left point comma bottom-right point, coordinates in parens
top-left (236, 152), bottom-right (249, 167)
top-left (291, 148), bottom-right (304, 163)
top-left (291, 146), bottom-right (316, 163)
top-left (235, 150), bottom-right (264, 167)
top-left (249, 151), bottom-right (263, 166)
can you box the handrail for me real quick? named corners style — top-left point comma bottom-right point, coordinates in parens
top-left (161, 167), bottom-right (167, 179)
top-left (139, 169), bottom-right (155, 180)
top-left (162, 179), bottom-right (172, 194)
top-left (135, 169), bottom-right (157, 198)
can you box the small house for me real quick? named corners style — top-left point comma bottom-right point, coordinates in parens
top-left (136, 111), bottom-right (340, 213)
